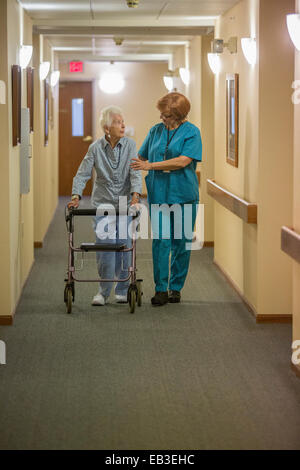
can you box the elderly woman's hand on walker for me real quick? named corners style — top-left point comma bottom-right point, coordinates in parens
top-left (67, 195), bottom-right (80, 209)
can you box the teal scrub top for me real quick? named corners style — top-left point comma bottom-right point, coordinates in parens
top-left (138, 121), bottom-right (202, 205)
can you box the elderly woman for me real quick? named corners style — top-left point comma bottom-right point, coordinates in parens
top-left (68, 106), bottom-right (142, 306)
top-left (131, 92), bottom-right (202, 306)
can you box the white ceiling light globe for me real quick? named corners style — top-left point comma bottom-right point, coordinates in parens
top-left (287, 14), bottom-right (300, 51)
top-left (39, 61), bottom-right (50, 80)
top-left (179, 67), bottom-right (190, 85)
top-left (241, 38), bottom-right (257, 65)
top-left (99, 72), bottom-right (125, 94)
top-left (19, 45), bottom-right (33, 69)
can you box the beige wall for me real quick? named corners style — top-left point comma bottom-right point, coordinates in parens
top-left (33, 34), bottom-right (59, 243)
top-left (0, 0), bottom-right (59, 319)
top-left (214, 0), bottom-right (260, 310)
top-left (293, 0), bottom-right (300, 351)
top-left (0, 0), bottom-right (11, 317)
top-left (213, 0), bottom-right (294, 318)
top-left (60, 61), bottom-right (168, 195)
top-left (257, 0), bottom-right (294, 317)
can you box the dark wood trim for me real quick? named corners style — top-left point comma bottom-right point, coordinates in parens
top-left (0, 316), bottom-right (14, 326)
top-left (27, 66), bottom-right (34, 132)
top-left (12, 65), bottom-right (21, 146)
top-left (291, 362), bottom-right (300, 379)
top-left (34, 241), bottom-right (43, 248)
top-left (281, 226), bottom-right (300, 264)
top-left (226, 73), bottom-right (239, 168)
top-left (204, 241), bottom-right (214, 247)
top-left (255, 315), bottom-right (292, 324)
top-left (207, 179), bottom-right (257, 224)
top-left (44, 78), bottom-right (49, 146)
top-left (196, 170), bottom-right (201, 185)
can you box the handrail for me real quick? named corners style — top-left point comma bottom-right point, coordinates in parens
top-left (281, 226), bottom-right (300, 264)
top-left (206, 179), bottom-right (257, 224)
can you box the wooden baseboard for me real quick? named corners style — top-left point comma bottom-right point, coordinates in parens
top-left (204, 241), bottom-right (214, 247)
top-left (0, 315), bottom-right (14, 326)
top-left (291, 362), bottom-right (300, 379)
top-left (34, 241), bottom-right (43, 248)
top-left (213, 259), bottom-right (292, 323)
top-left (256, 315), bottom-right (292, 324)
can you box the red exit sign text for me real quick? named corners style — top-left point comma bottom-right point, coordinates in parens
top-left (69, 61), bottom-right (83, 73)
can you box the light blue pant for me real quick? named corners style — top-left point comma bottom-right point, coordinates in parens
top-left (150, 203), bottom-right (198, 293)
top-left (94, 215), bottom-right (132, 298)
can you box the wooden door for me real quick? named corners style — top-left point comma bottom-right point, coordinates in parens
top-left (59, 81), bottom-right (93, 196)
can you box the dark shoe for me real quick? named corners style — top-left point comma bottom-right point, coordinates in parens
top-left (151, 291), bottom-right (168, 307)
top-left (168, 290), bottom-right (181, 303)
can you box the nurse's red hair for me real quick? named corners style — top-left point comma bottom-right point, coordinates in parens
top-left (157, 92), bottom-right (191, 122)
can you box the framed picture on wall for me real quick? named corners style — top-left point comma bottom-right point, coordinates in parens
top-left (12, 65), bottom-right (21, 146)
top-left (44, 78), bottom-right (49, 146)
top-left (226, 73), bottom-right (239, 167)
top-left (27, 67), bottom-right (34, 133)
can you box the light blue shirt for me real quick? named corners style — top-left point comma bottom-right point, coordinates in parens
top-left (72, 136), bottom-right (142, 209)
top-left (139, 122), bottom-right (202, 205)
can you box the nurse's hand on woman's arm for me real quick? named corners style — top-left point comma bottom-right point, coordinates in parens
top-left (130, 155), bottom-right (192, 172)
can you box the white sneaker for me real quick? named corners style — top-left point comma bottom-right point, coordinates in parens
top-left (115, 294), bottom-right (128, 304)
top-left (92, 293), bottom-right (106, 306)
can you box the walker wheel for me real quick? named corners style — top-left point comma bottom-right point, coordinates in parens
top-left (66, 288), bottom-right (72, 314)
top-left (136, 280), bottom-right (143, 307)
top-left (128, 287), bottom-right (136, 314)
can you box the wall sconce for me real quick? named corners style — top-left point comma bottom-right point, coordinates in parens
top-left (39, 61), bottom-right (50, 80)
top-left (207, 53), bottom-right (221, 75)
top-left (179, 67), bottom-right (190, 85)
top-left (241, 38), bottom-right (257, 65)
top-left (211, 37), bottom-right (238, 54)
top-left (163, 70), bottom-right (176, 91)
top-left (19, 45), bottom-right (33, 69)
top-left (287, 14), bottom-right (300, 51)
top-left (50, 70), bottom-right (60, 87)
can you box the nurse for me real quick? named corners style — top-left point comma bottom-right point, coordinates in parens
top-left (131, 92), bottom-right (202, 306)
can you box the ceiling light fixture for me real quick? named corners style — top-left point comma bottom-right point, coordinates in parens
top-left (50, 70), bottom-right (60, 87)
top-left (39, 61), bottom-right (50, 80)
top-left (19, 45), bottom-right (33, 69)
top-left (99, 63), bottom-right (125, 94)
top-left (241, 38), bottom-right (257, 65)
top-left (126, 0), bottom-right (139, 8)
top-left (207, 53), bottom-right (221, 75)
top-left (287, 14), bottom-right (300, 51)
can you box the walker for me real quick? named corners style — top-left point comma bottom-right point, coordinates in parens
top-left (64, 206), bottom-right (143, 314)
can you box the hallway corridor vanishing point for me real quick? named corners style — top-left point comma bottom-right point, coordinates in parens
top-left (0, 198), bottom-right (300, 450)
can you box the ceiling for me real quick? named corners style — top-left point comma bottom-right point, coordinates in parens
top-left (19, 0), bottom-right (240, 63)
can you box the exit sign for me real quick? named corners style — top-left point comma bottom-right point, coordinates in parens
top-left (69, 61), bottom-right (83, 73)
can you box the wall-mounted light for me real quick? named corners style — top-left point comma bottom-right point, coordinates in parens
top-left (39, 61), bottom-right (50, 80)
top-left (50, 70), bottom-right (60, 87)
top-left (211, 37), bottom-right (237, 54)
top-left (287, 14), bottom-right (300, 51)
top-left (163, 71), bottom-right (175, 91)
top-left (19, 45), bottom-right (33, 69)
top-left (207, 53), bottom-right (221, 75)
top-left (99, 64), bottom-right (125, 94)
top-left (179, 67), bottom-right (190, 85)
top-left (126, 0), bottom-right (139, 7)
top-left (241, 38), bottom-right (257, 65)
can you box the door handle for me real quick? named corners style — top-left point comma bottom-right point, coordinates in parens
top-left (82, 135), bottom-right (93, 142)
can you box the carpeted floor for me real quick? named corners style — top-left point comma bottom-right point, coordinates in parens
top-left (0, 197), bottom-right (300, 450)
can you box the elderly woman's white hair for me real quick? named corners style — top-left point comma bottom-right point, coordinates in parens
top-left (99, 105), bottom-right (124, 131)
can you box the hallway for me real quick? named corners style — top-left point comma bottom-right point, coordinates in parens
top-left (0, 198), bottom-right (300, 450)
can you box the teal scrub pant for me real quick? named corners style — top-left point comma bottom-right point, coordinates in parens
top-left (150, 202), bottom-right (198, 293)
